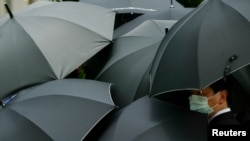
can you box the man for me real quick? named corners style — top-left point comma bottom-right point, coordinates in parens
top-left (189, 79), bottom-right (240, 125)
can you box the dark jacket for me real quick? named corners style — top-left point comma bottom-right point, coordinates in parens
top-left (209, 111), bottom-right (240, 126)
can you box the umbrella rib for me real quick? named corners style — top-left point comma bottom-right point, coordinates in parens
top-left (12, 18), bottom-right (57, 78)
top-left (15, 93), bottom-right (115, 107)
top-left (6, 108), bottom-right (53, 139)
top-left (151, 7), bottom-right (202, 79)
top-left (222, 0), bottom-right (250, 22)
top-left (154, 2), bottom-right (209, 93)
top-left (80, 107), bottom-right (115, 140)
top-left (22, 15), bottom-right (112, 40)
top-left (96, 40), bottom-right (160, 79)
top-left (150, 20), bottom-right (168, 35)
top-left (14, 16), bottom-right (112, 79)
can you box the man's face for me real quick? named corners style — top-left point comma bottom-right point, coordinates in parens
top-left (190, 87), bottom-right (220, 108)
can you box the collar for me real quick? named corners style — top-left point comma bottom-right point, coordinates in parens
top-left (208, 108), bottom-right (231, 123)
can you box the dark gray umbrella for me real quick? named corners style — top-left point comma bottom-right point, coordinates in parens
top-left (231, 65), bottom-right (250, 95)
top-left (150, 0), bottom-right (250, 96)
top-left (222, 0), bottom-right (250, 22)
top-left (113, 7), bottom-right (194, 38)
top-left (96, 20), bottom-right (177, 108)
top-left (79, 0), bottom-right (184, 13)
top-left (79, 0), bottom-right (191, 30)
top-left (0, 1), bottom-right (115, 99)
top-left (0, 79), bottom-right (115, 141)
top-left (85, 95), bottom-right (207, 141)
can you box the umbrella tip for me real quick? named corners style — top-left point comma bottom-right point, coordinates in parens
top-left (170, 0), bottom-right (175, 8)
top-left (4, 4), bottom-right (14, 19)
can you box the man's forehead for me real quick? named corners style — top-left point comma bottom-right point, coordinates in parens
top-left (201, 87), bottom-right (213, 93)
top-left (191, 87), bottom-right (213, 94)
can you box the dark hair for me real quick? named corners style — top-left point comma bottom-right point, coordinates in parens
top-left (210, 78), bottom-right (232, 106)
top-left (210, 79), bottom-right (228, 93)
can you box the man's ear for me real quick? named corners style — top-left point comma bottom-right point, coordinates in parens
top-left (219, 90), bottom-right (228, 104)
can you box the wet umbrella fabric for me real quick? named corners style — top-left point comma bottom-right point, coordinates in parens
top-left (89, 96), bottom-right (207, 141)
top-left (0, 79), bottom-right (115, 141)
top-left (96, 20), bottom-right (177, 108)
top-left (232, 65), bottom-right (250, 95)
top-left (0, 1), bottom-right (115, 99)
top-left (150, 0), bottom-right (250, 96)
top-left (113, 7), bottom-right (194, 38)
top-left (79, 0), bottom-right (184, 13)
top-left (80, 0), bottom-right (192, 32)
top-left (222, 0), bottom-right (250, 22)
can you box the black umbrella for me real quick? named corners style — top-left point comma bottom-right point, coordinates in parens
top-left (96, 20), bottom-right (177, 108)
top-left (150, 0), bottom-right (250, 96)
top-left (0, 1), bottom-right (115, 99)
top-left (84, 95), bottom-right (207, 141)
top-left (0, 79), bottom-right (116, 141)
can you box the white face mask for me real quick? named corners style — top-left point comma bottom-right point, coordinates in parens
top-left (189, 92), bottom-right (219, 114)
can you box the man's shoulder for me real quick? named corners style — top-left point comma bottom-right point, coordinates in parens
top-left (209, 111), bottom-right (240, 126)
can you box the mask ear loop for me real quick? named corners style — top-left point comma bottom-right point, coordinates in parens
top-left (207, 91), bottom-right (220, 100)
top-left (223, 55), bottom-right (238, 81)
top-left (208, 92), bottom-right (221, 111)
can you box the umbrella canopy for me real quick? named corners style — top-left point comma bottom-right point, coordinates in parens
top-left (150, 0), bottom-right (250, 96)
top-left (96, 20), bottom-right (177, 108)
top-left (113, 7), bottom-right (194, 38)
top-left (222, 0), bottom-right (250, 22)
top-left (0, 79), bottom-right (115, 141)
top-left (85, 96), bottom-right (207, 141)
top-left (0, 1), bottom-right (115, 99)
top-left (232, 65), bottom-right (250, 94)
top-left (80, 0), bottom-right (192, 30)
top-left (79, 0), bottom-right (184, 13)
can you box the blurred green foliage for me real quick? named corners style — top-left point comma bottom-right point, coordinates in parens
top-left (177, 0), bottom-right (204, 7)
top-left (78, 67), bottom-right (86, 79)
